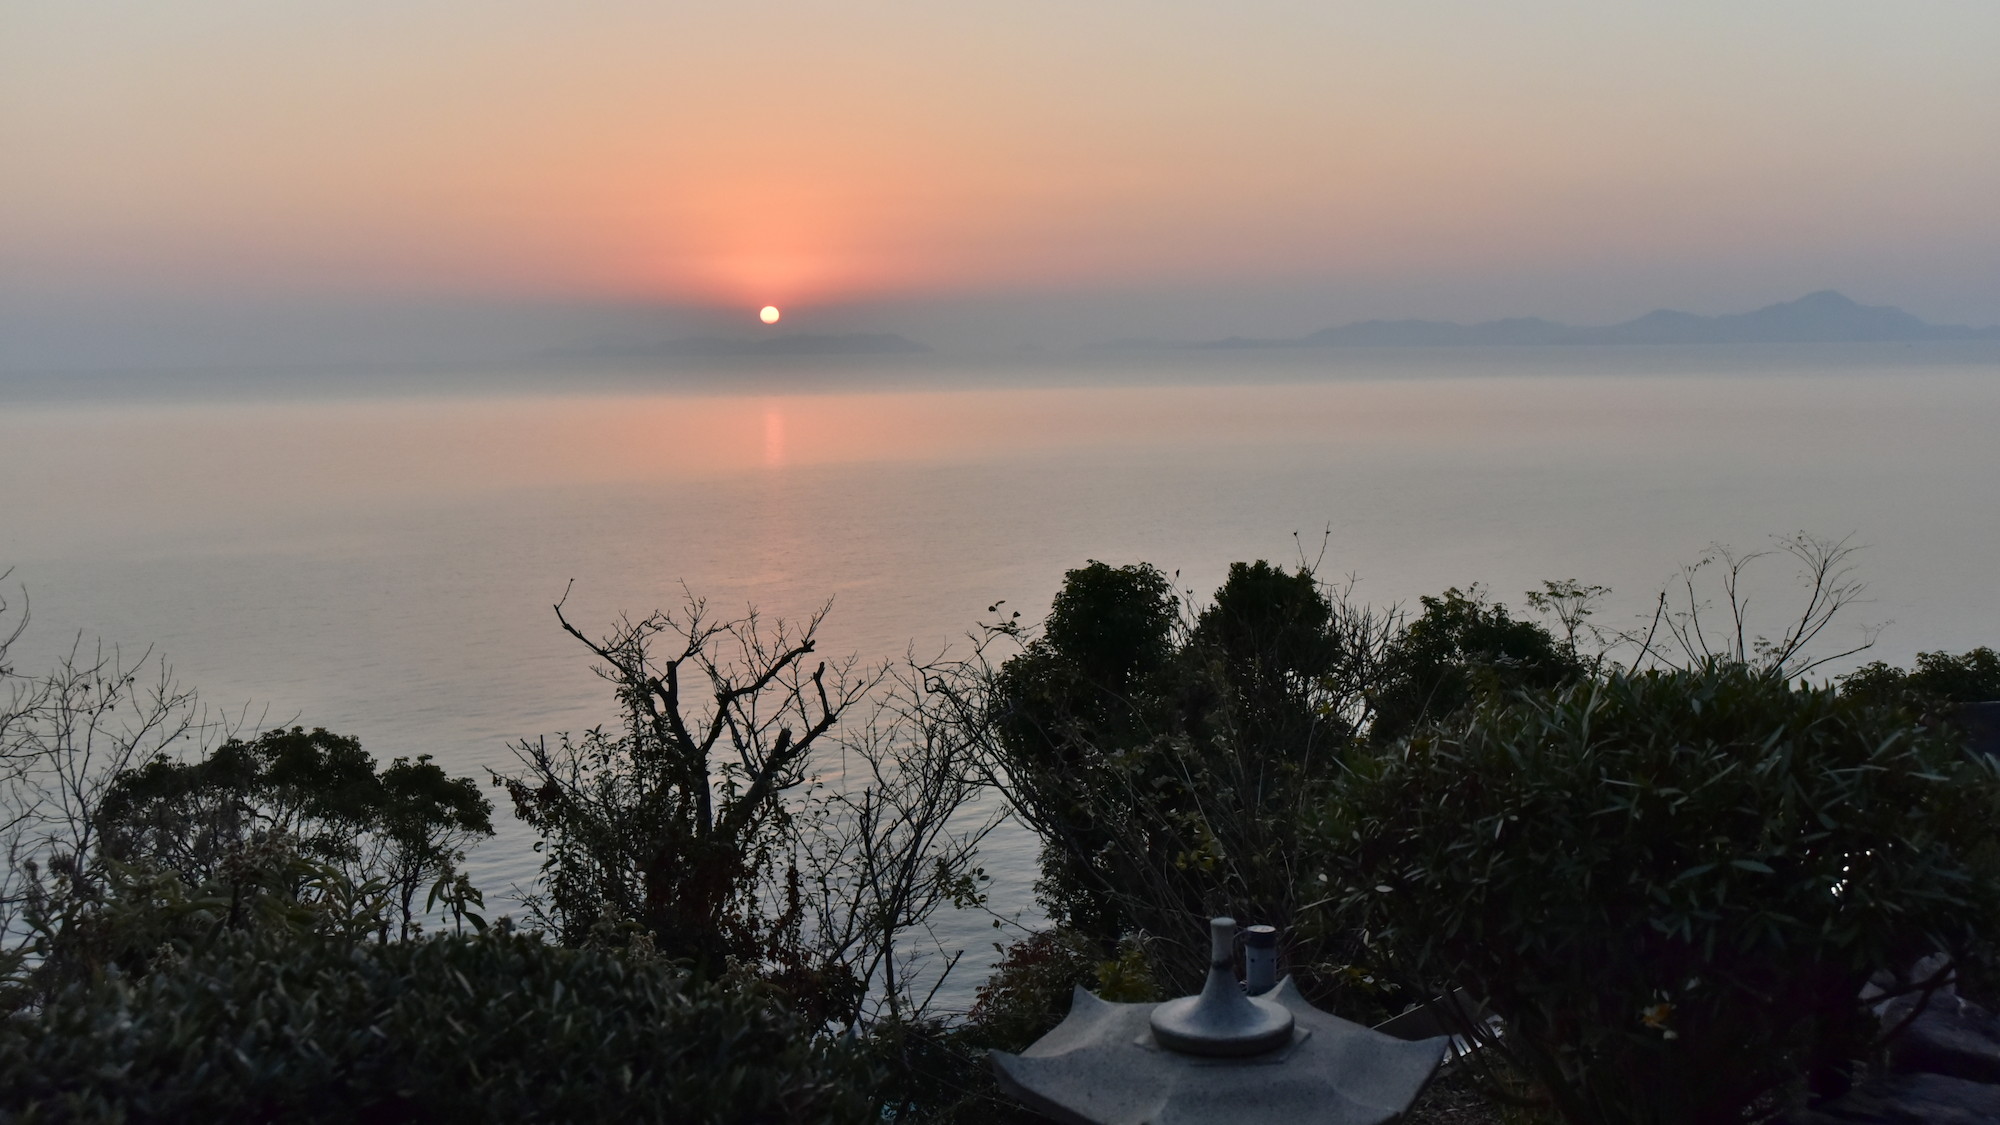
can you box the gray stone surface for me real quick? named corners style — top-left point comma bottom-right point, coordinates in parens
top-left (1883, 993), bottom-right (2000, 1085)
top-left (1785, 989), bottom-right (2000, 1123)
top-left (1783, 1072), bottom-right (2000, 1124)
top-left (991, 979), bottom-right (1448, 1125)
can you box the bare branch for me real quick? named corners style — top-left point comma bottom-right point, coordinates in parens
top-left (1620, 533), bottom-right (1876, 680)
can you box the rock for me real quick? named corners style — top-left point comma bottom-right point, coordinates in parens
top-left (1784, 989), bottom-right (2000, 1123)
top-left (1784, 1072), bottom-right (2000, 1124)
top-left (1863, 953), bottom-right (1954, 1013)
top-left (1880, 992), bottom-right (2000, 1085)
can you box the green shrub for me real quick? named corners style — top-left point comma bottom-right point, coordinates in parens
top-left (989, 561), bottom-right (1182, 941)
top-left (987, 560), bottom-right (1379, 987)
top-left (96, 727), bottom-right (492, 942)
top-left (1841, 646), bottom-right (2000, 710)
top-left (9, 850), bottom-right (407, 1010)
top-left (961, 929), bottom-right (1161, 1053)
top-left (1, 929), bottom-right (873, 1124)
top-left (850, 1015), bottom-right (1040, 1125)
top-left (12, 728), bottom-right (492, 1009)
top-left (839, 928), bottom-right (1170, 1125)
top-left (1318, 661), bottom-right (2000, 1125)
top-left (1369, 585), bottom-right (1583, 744)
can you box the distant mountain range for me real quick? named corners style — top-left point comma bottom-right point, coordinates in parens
top-left (1193, 291), bottom-right (2000, 350)
top-left (551, 332), bottom-right (931, 361)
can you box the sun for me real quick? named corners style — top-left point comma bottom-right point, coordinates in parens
top-left (759, 305), bottom-right (781, 325)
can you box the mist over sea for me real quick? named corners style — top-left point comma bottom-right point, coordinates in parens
top-left (5, 343), bottom-right (1998, 1006)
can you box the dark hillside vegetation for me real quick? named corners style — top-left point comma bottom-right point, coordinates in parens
top-left (2, 928), bottom-right (872, 1125)
top-left (5, 542), bottom-right (2000, 1125)
top-left (1319, 661), bottom-right (2000, 1125)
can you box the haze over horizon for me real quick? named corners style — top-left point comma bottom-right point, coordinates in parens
top-left (5, 2), bottom-right (1999, 368)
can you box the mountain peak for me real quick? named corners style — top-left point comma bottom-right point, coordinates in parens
top-left (1192, 292), bottom-right (1997, 350)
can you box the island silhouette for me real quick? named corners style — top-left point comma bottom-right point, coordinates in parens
top-left (552, 331), bottom-right (932, 361)
top-left (1191, 290), bottom-right (2000, 349)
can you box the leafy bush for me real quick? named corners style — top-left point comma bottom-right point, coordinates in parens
top-left (1841, 646), bottom-right (2000, 710)
top-left (988, 561), bottom-right (1182, 941)
top-left (821, 928), bottom-right (1172, 1125)
top-left (961, 929), bottom-right (1161, 1053)
top-left (11, 851), bottom-right (375, 1011)
top-left (849, 1015), bottom-right (1045, 1125)
top-left (1, 929), bottom-right (874, 1124)
top-left (985, 559), bottom-right (1386, 988)
top-left (9, 729), bottom-right (492, 1010)
top-left (1319, 661), bottom-right (2000, 1125)
top-left (1369, 585), bottom-right (1583, 744)
top-left (96, 727), bottom-right (492, 941)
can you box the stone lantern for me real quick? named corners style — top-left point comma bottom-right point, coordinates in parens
top-left (991, 917), bottom-right (1448, 1125)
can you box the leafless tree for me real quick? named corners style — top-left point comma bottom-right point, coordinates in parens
top-left (1627, 533), bottom-right (1877, 679)
top-left (1, 575), bottom-right (39, 860)
top-left (503, 586), bottom-right (870, 948)
top-left (502, 585), bottom-right (994, 1025)
top-left (1526, 579), bottom-right (1615, 665)
top-left (1, 575), bottom-right (207, 978)
top-left (799, 650), bottom-right (1002, 1026)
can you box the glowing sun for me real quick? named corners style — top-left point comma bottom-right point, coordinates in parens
top-left (758, 305), bottom-right (781, 325)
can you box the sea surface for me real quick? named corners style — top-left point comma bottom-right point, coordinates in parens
top-left (5, 343), bottom-right (1999, 1008)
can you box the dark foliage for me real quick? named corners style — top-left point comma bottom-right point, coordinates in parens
top-left (843, 930), bottom-right (1165, 1125)
top-left (0, 929), bottom-right (873, 1125)
top-left (1040, 560), bottom-right (1180, 699)
top-left (1369, 585), bottom-right (1583, 744)
top-left (497, 592), bottom-right (991, 1032)
top-left (961, 929), bottom-right (1104, 1051)
top-left (497, 598), bottom-right (864, 1001)
top-left (985, 559), bottom-right (1386, 991)
top-left (851, 1015), bottom-right (1041, 1125)
top-left (1841, 647), bottom-right (2000, 710)
top-left (961, 929), bottom-right (1160, 1052)
top-left (1320, 661), bottom-right (2000, 1125)
top-left (1189, 560), bottom-right (1345, 750)
top-left (94, 727), bottom-right (492, 941)
top-left (989, 561), bottom-right (1181, 941)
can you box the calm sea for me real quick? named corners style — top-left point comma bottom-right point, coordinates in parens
top-left (6, 342), bottom-right (1998, 1005)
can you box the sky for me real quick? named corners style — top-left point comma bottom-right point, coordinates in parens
top-left (4, 1), bottom-right (1999, 365)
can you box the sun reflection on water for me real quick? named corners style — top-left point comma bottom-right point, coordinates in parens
top-left (762, 403), bottom-right (786, 467)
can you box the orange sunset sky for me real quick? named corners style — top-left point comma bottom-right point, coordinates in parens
top-left (3, 1), bottom-right (1998, 361)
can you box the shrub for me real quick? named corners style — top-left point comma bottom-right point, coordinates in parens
top-left (96, 727), bottom-right (492, 942)
top-left (826, 929), bottom-right (1169, 1125)
top-left (1, 929), bottom-right (874, 1124)
top-left (988, 561), bottom-right (1182, 941)
top-left (11, 848), bottom-right (407, 1010)
top-left (1841, 646), bottom-right (2000, 710)
top-left (1369, 585), bottom-right (1583, 744)
top-left (1318, 661), bottom-right (2000, 1125)
top-left (961, 929), bottom-right (1161, 1053)
top-left (984, 559), bottom-right (1389, 989)
top-left (496, 600), bottom-right (866, 975)
top-left (12, 732), bottom-right (492, 1010)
